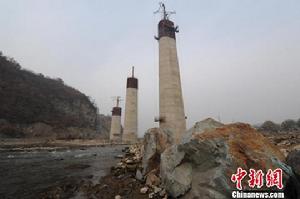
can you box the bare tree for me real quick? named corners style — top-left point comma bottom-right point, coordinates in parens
top-left (259, 121), bottom-right (280, 133)
top-left (281, 119), bottom-right (298, 132)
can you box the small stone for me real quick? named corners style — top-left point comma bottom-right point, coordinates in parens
top-left (126, 159), bottom-right (134, 164)
top-left (117, 174), bottom-right (125, 179)
top-left (101, 184), bottom-right (108, 189)
top-left (136, 169), bottom-right (143, 181)
top-left (115, 195), bottom-right (121, 199)
top-left (153, 186), bottom-right (162, 194)
top-left (146, 173), bottom-right (160, 186)
top-left (115, 155), bottom-right (123, 159)
top-left (148, 192), bottom-right (155, 198)
top-left (140, 187), bottom-right (148, 194)
top-left (159, 189), bottom-right (166, 197)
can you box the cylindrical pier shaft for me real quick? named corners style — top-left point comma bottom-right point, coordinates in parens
top-left (158, 19), bottom-right (186, 143)
top-left (123, 68), bottom-right (138, 143)
top-left (110, 106), bottom-right (122, 142)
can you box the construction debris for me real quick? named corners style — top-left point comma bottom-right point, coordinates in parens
top-left (109, 144), bottom-right (168, 198)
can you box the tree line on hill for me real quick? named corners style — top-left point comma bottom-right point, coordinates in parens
top-left (258, 119), bottom-right (300, 133)
top-left (0, 51), bottom-right (111, 139)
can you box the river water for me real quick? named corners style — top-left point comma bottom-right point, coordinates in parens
top-left (0, 145), bottom-right (125, 199)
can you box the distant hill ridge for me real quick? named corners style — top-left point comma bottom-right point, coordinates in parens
top-left (0, 52), bottom-right (109, 139)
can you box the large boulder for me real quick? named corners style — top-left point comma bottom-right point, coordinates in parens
top-left (161, 145), bottom-right (191, 197)
top-left (287, 150), bottom-right (300, 180)
top-left (286, 149), bottom-right (300, 199)
top-left (161, 119), bottom-right (299, 198)
top-left (142, 128), bottom-right (173, 174)
top-left (182, 117), bottom-right (223, 142)
top-left (184, 117), bottom-right (224, 138)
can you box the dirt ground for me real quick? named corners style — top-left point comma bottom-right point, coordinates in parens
top-left (83, 173), bottom-right (149, 199)
top-left (262, 131), bottom-right (300, 156)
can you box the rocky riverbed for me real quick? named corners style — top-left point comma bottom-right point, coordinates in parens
top-left (0, 145), bottom-right (126, 199)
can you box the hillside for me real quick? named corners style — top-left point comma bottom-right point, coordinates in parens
top-left (0, 52), bottom-right (108, 139)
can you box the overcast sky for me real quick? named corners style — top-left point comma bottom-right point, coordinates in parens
top-left (1, 0), bottom-right (300, 137)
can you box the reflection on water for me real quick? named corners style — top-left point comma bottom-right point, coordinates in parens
top-left (0, 145), bottom-right (125, 199)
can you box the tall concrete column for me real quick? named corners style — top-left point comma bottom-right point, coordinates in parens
top-left (157, 18), bottom-right (186, 143)
top-left (110, 106), bottom-right (122, 142)
top-left (123, 68), bottom-right (138, 144)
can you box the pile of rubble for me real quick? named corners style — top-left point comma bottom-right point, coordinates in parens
top-left (262, 131), bottom-right (300, 157)
top-left (111, 144), bottom-right (143, 177)
top-left (111, 143), bottom-right (168, 199)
